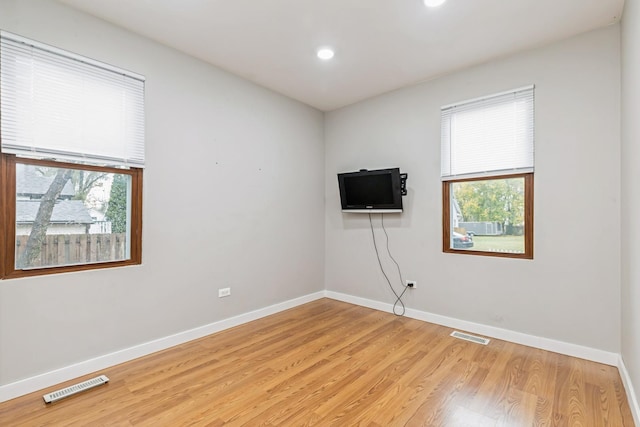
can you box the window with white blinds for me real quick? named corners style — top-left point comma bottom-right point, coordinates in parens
top-left (0, 31), bottom-right (145, 168)
top-left (441, 86), bottom-right (534, 180)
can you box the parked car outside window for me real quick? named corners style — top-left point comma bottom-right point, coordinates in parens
top-left (452, 231), bottom-right (474, 249)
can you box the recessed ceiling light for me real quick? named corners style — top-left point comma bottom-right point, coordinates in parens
top-left (317, 48), bottom-right (335, 60)
top-left (423, 0), bottom-right (446, 7)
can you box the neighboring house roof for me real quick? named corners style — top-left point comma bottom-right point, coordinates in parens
top-left (16, 164), bottom-right (75, 198)
top-left (16, 200), bottom-right (94, 225)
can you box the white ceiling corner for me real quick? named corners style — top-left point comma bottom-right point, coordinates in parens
top-left (58, 0), bottom-right (625, 111)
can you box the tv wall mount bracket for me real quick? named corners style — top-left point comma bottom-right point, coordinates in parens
top-left (400, 173), bottom-right (408, 196)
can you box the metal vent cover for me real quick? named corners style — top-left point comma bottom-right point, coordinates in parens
top-left (43, 375), bottom-right (109, 403)
top-left (450, 331), bottom-right (490, 345)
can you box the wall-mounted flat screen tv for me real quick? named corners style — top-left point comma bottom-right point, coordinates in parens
top-left (337, 168), bottom-right (403, 213)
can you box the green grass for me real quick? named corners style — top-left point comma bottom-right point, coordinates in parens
top-left (470, 235), bottom-right (524, 253)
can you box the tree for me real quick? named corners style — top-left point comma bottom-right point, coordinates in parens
top-left (18, 168), bottom-right (74, 268)
top-left (453, 177), bottom-right (525, 234)
top-left (105, 174), bottom-right (128, 233)
top-left (72, 170), bottom-right (107, 202)
top-left (34, 167), bottom-right (107, 207)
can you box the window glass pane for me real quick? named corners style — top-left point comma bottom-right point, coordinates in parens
top-left (15, 163), bottom-right (131, 269)
top-left (450, 177), bottom-right (525, 254)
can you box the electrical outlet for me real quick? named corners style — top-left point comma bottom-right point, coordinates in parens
top-left (406, 280), bottom-right (417, 289)
top-left (218, 287), bottom-right (231, 298)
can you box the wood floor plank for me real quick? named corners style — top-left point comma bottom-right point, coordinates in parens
top-left (0, 298), bottom-right (634, 426)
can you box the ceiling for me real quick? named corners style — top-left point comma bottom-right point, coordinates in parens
top-left (58, 0), bottom-right (625, 111)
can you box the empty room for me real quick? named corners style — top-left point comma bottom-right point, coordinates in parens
top-left (0, 0), bottom-right (639, 425)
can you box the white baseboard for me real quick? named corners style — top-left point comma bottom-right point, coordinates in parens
top-left (0, 291), bottom-right (325, 403)
top-left (0, 290), bottom-right (629, 407)
top-left (618, 355), bottom-right (640, 426)
top-left (325, 291), bottom-right (620, 366)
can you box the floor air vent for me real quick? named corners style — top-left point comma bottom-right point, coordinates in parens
top-left (43, 375), bottom-right (109, 403)
top-left (450, 331), bottom-right (490, 345)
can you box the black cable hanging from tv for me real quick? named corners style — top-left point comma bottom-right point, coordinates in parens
top-left (369, 213), bottom-right (408, 316)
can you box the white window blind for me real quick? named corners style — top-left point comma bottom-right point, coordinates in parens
top-left (441, 86), bottom-right (534, 180)
top-left (0, 31), bottom-right (145, 168)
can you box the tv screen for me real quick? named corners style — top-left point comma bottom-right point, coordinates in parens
top-left (337, 168), bottom-right (403, 212)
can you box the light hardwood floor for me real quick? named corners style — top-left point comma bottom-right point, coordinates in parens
top-left (0, 298), bottom-right (634, 426)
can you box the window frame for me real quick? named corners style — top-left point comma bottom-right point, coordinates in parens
top-left (442, 172), bottom-right (534, 259)
top-left (0, 154), bottom-right (143, 279)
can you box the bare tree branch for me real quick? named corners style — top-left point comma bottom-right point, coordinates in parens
top-left (19, 169), bottom-right (74, 268)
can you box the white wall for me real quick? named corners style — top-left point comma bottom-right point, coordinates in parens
top-left (0, 0), bottom-right (325, 385)
top-left (325, 26), bottom-right (621, 352)
top-left (0, 0), bottom-right (630, 406)
top-left (622, 0), bottom-right (640, 409)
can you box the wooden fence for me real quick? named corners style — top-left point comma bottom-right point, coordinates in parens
top-left (15, 233), bottom-right (127, 268)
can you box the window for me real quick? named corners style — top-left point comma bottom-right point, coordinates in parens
top-left (441, 86), bottom-right (534, 259)
top-left (0, 31), bottom-right (144, 278)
